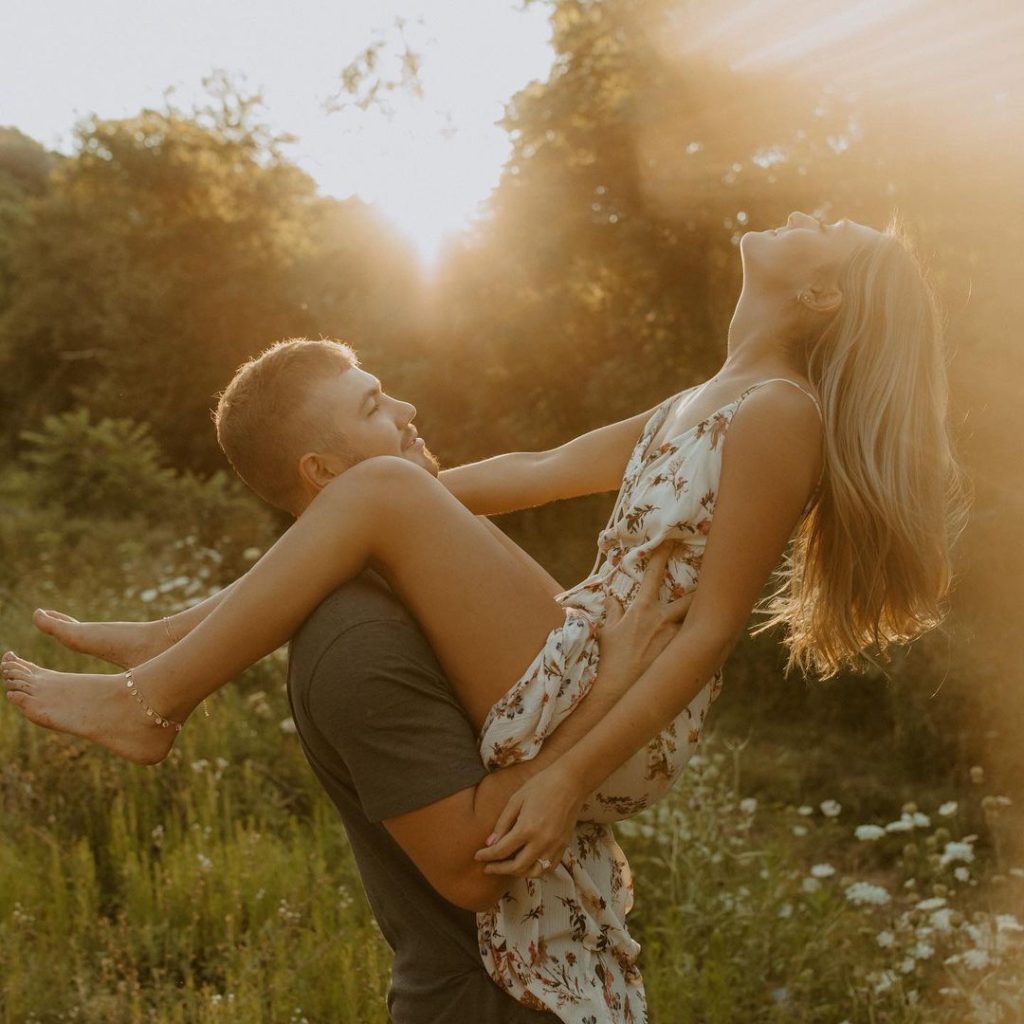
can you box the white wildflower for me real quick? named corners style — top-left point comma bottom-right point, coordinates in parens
top-left (940, 841), bottom-right (975, 867)
top-left (899, 957), bottom-right (916, 974)
top-left (912, 941), bottom-right (935, 960)
top-left (797, 805), bottom-right (814, 816)
top-left (140, 588), bottom-right (158, 603)
top-left (996, 914), bottom-right (1024, 934)
top-left (845, 881), bottom-right (891, 906)
top-left (855, 824), bottom-right (886, 841)
top-left (820, 800), bottom-right (842, 817)
top-left (810, 863), bottom-right (836, 878)
top-left (792, 825), bottom-right (808, 837)
top-left (885, 817), bottom-right (914, 833)
top-left (197, 853), bottom-right (213, 872)
top-left (190, 759), bottom-right (209, 773)
top-left (778, 903), bottom-right (793, 919)
top-left (912, 812), bottom-right (931, 828)
top-left (962, 948), bottom-right (991, 970)
top-left (930, 908), bottom-right (954, 932)
top-left (802, 877), bottom-right (821, 893)
top-left (938, 801), bottom-right (958, 817)
top-left (279, 717), bottom-right (297, 735)
top-left (954, 866), bottom-right (970, 882)
top-left (916, 897), bottom-right (947, 911)
top-left (739, 797), bottom-right (758, 815)
top-left (876, 930), bottom-right (895, 948)
top-left (871, 970), bottom-right (896, 994)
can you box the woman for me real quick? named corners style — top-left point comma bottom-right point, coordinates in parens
top-left (3, 211), bottom-right (965, 1022)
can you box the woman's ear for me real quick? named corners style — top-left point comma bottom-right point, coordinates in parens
top-left (798, 284), bottom-right (843, 316)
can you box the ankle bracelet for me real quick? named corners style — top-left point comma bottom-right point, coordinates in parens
top-left (161, 616), bottom-right (211, 720)
top-left (124, 668), bottom-right (184, 732)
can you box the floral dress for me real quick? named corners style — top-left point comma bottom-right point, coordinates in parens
top-left (476, 378), bottom-right (823, 1023)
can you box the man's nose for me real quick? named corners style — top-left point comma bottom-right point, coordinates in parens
top-left (398, 400), bottom-right (416, 424)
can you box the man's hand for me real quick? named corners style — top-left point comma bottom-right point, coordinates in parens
top-left (474, 542), bottom-right (693, 878)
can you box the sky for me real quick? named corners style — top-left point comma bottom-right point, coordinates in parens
top-left (0, 0), bottom-right (556, 260)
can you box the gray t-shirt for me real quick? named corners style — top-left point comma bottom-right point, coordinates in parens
top-left (286, 571), bottom-right (559, 1024)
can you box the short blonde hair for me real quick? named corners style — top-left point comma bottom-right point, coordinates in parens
top-left (213, 338), bottom-right (359, 513)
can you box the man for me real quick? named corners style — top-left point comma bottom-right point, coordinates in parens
top-left (23, 336), bottom-right (679, 1021)
top-left (212, 338), bottom-right (684, 1022)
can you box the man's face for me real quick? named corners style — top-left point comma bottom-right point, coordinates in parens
top-left (306, 367), bottom-right (440, 477)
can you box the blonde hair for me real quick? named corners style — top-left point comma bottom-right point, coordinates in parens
top-left (755, 215), bottom-right (969, 677)
top-left (214, 338), bottom-right (359, 513)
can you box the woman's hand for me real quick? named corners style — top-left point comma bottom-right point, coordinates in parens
top-left (474, 542), bottom-right (694, 879)
top-left (473, 762), bottom-right (585, 878)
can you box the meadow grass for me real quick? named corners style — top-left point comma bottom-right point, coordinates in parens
top-left (1, 589), bottom-right (1022, 1023)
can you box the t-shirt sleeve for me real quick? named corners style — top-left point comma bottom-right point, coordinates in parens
top-left (304, 618), bottom-right (489, 822)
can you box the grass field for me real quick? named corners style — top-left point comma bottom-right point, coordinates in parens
top-left (1, 610), bottom-right (1021, 1023)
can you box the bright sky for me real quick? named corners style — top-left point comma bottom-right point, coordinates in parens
top-left (0, 0), bottom-right (555, 261)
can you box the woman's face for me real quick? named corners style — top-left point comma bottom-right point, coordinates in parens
top-left (740, 211), bottom-right (880, 293)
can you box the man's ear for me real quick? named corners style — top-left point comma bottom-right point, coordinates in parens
top-left (798, 284), bottom-right (843, 316)
top-left (297, 451), bottom-right (338, 493)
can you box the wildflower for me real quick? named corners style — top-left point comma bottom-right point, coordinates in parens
top-left (810, 863), bottom-right (836, 878)
top-left (876, 930), bottom-right (895, 948)
top-left (739, 797), bottom-right (758, 815)
top-left (855, 824), bottom-right (885, 841)
top-left (197, 853), bottom-right (213, 872)
top-left (802, 877), bottom-right (821, 893)
top-left (844, 881), bottom-right (891, 906)
top-left (243, 547), bottom-right (262, 561)
top-left (280, 717), bottom-right (297, 735)
top-left (916, 897), bottom-right (947, 911)
top-left (797, 805), bottom-right (813, 816)
top-left (140, 589), bottom-right (158, 603)
top-left (954, 866), bottom-right (970, 882)
top-left (778, 903), bottom-right (793, 919)
top-left (912, 941), bottom-right (935, 960)
top-left (961, 949), bottom-right (991, 970)
top-left (911, 812), bottom-right (930, 828)
top-left (792, 825), bottom-right (808, 837)
top-left (939, 841), bottom-right (975, 867)
top-left (938, 801), bottom-right (958, 817)
top-left (820, 800), bottom-right (842, 817)
top-left (885, 817), bottom-right (914, 833)
top-left (191, 759), bottom-right (210, 773)
top-left (871, 970), bottom-right (896, 994)
top-left (996, 914), bottom-right (1024, 934)
top-left (930, 908), bottom-right (954, 932)
top-left (899, 957), bottom-right (916, 974)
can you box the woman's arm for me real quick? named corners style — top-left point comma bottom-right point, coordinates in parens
top-left (476, 384), bottom-right (824, 873)
top-left (439, 401), bottom-right (665, 517)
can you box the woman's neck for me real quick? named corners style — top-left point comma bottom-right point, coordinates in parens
top-left (721, 286), bottom-right (805, 378)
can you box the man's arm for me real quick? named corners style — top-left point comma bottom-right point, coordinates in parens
top-left (379, 547), bottom-right (688, 911)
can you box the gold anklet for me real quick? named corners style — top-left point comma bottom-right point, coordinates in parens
top-left (124, 668), bottom-right (184, 732)
top-left (162, 616), bottom-right (211, 719)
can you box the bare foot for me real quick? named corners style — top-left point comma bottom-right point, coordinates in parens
top-left (32, 609), bottom-right (168, 669)
top-left (2, 651), bottom-right (179, 765)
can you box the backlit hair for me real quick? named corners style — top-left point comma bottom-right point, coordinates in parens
top-left (213, 338), bottom-right (359, 514)
top-left (754, 215), bottom-right (969, 677)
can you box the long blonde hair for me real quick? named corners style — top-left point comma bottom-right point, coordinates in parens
top-left (754, 215), bottom-right (969, 677)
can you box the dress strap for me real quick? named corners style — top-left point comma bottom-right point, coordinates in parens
top-left (739, 378), bottom-right (823, 423)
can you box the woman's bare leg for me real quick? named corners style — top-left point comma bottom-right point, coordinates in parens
top-left (3, 457), bottom-right (566, 762)
top-left (31, 579), bottom-right (243, 668)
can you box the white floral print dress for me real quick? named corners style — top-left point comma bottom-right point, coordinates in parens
top-left (476, 378), bottom-right (823, 1024)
